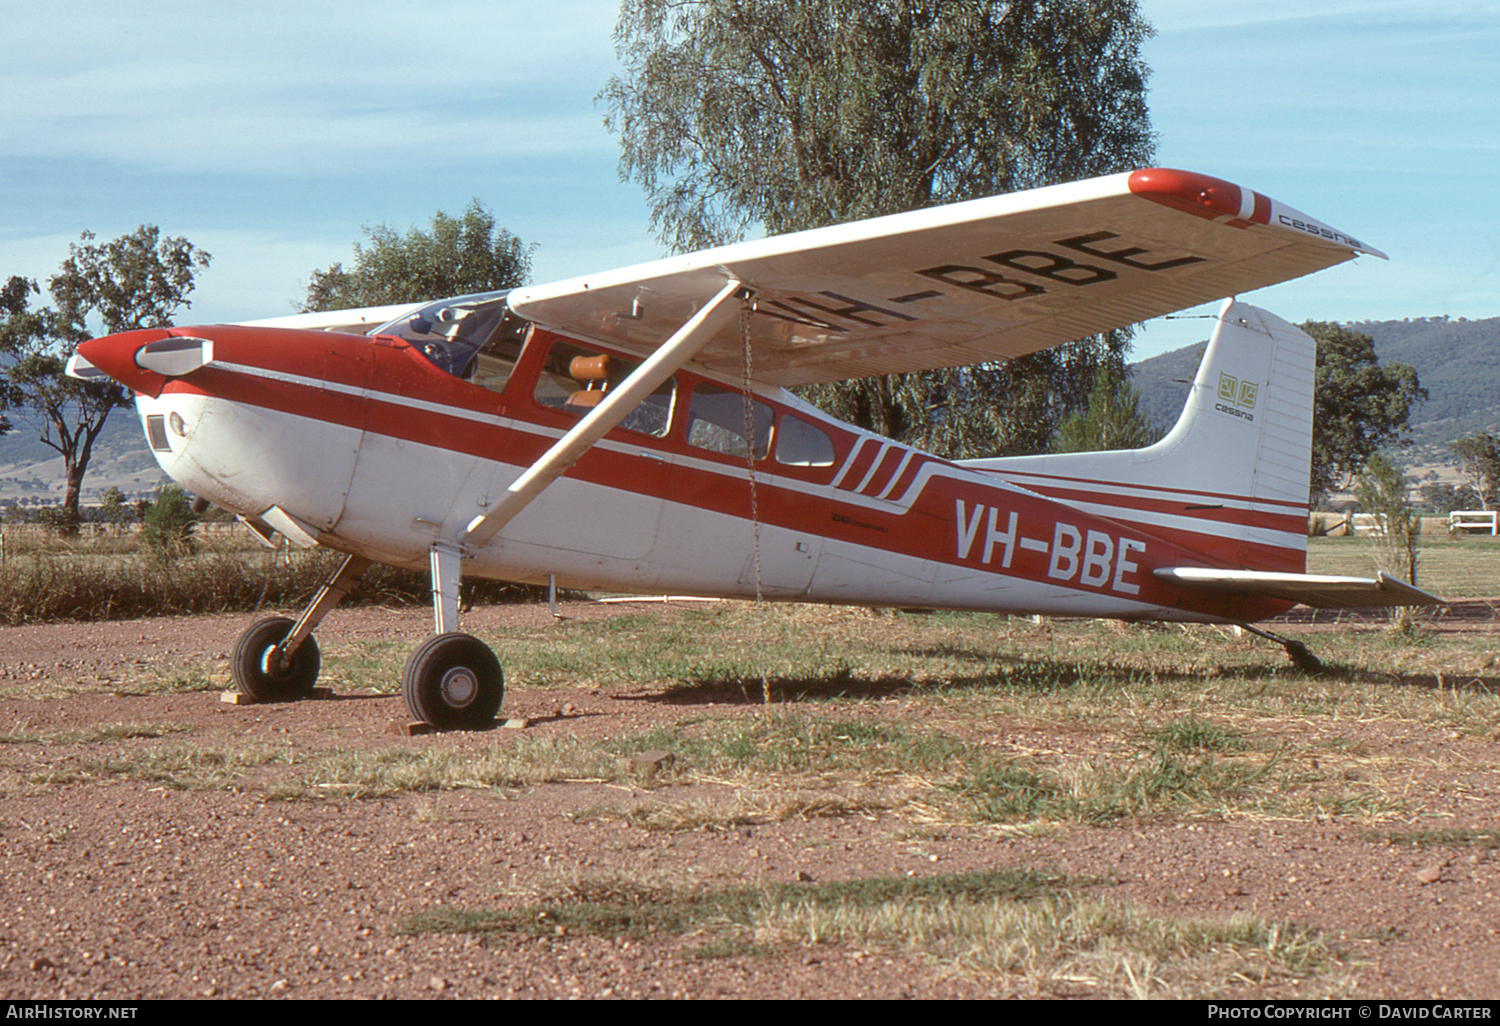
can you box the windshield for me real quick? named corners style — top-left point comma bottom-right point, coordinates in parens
top-left (372, 290), bottom-right (521, 378)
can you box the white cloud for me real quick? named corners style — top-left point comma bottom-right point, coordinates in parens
top-left (5, 0), bottom-right (1497, 340)
top-left (2, 1), bottom-right (625, 175)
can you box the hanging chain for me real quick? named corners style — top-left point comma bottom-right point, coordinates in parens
top-left (739, 296), bottom-right (773, 708)
top-left (740, 299), bottom-right (764, 604)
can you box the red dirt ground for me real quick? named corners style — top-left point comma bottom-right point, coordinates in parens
top-left (1, 601), bottom-right (1497, 999)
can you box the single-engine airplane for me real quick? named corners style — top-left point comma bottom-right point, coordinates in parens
top-left (68, 168), bottom-right (1440, 729)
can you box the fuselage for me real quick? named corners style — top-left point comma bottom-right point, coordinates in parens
top-left (83, 312), bottom-right (1298, 625)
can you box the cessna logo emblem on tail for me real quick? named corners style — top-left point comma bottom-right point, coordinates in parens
top-left (1215, 373), bottom-right (1257, 422)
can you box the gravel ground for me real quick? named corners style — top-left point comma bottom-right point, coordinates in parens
top-left (1, 601), bottom-right (1497, 1000)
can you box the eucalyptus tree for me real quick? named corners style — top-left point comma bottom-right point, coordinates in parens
top-left (602, 0), bottom-right (1157, 456)
top-left (1053, 365), bottom-right (1161, 453)
top-left (0, 228), bottom-right (210, 533)
top-left (1449, 432), bottom-right (1500, 511)
top-left (303, 200), bottom-right (533, 312)
top-left (1301, 321), bottom-right (1426, 506)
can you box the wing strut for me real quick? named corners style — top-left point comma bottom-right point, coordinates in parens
top-left (461, 278), bottom-right (753, 548)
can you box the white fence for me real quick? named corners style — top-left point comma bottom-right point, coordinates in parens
top-left (1448, 510), bottom-right (1499, 535)
top-left (1349, 513), bottom-right (1389, 537)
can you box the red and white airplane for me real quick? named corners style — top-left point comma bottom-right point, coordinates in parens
top-left (69, 168), bottom-right (1438, 729)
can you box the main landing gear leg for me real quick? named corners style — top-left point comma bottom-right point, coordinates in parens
top-left (400, 542), bottom-right (504, 731)
top-left (230, 552), bottom-right (372, 702)
top-left (1237, 622), bottom-right (1324, 674)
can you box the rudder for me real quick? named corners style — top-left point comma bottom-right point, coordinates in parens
top-left (961, 299), bottom-right (1314, 572)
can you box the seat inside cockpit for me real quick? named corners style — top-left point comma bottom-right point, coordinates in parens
top-left (531, 338), bottom-right (674, 437)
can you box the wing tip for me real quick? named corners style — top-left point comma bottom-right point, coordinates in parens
top-left (1128, 167), bottom-right (1386, 260)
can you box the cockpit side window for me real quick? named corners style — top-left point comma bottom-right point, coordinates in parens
top-left (532, 339), bottom-right (674, 437)
top-left (466, 309), bottom-right (529, 394)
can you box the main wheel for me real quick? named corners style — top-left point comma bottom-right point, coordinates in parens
top-left (231, 616), bottom-right (321, 703)
top-left (402, 633), bottom-right (503, 730)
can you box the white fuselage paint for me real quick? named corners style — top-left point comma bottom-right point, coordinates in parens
top-left (134, 388), bottom-right (1198, 621)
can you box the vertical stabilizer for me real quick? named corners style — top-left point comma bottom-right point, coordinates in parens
top-left (961, 299), bottom-right (1314, 572)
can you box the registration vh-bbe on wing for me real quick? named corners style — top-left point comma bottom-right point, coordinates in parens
top-left (68, 169), bottom-right (1441, 730)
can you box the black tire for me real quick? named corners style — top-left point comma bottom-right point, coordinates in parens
top-left (230, 616), bottom-right (321, 703)
top-left (402, 633), bottom-right (503, 730)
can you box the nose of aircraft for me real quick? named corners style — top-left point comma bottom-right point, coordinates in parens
top-left (70, 328), bottom-right (191, 396)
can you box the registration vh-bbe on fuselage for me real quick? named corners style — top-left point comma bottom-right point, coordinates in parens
top-left (69, 168), bottom-right (1440, 730)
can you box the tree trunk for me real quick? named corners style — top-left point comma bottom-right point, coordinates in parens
top-left (60, 462), bottom-right (85, 537)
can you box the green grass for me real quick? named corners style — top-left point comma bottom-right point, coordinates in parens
top-left (15, 591), bottom-right (1490, 996)
top-left (1305, 532), bottom-right (1500, 598)
top-left (262, 740), bottom-right (625, 800)
top-left (599, 713), bottom-right (967, 778)
top-left (20, 599), bottom-right (1495, 832)
top-left (29, 744), bottom-right (291, 789)
top-left (937, 748), bottom-right (1331, 826)
top-left (398, 868), bottom-right (1351, 998)
top-left (402, 869), bottom-right (1077, 943)
top-left (1146, 714), bottom-right (1248, 754)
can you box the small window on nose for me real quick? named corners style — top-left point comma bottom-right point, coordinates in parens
top-left (145, 414), bottom-right (172, 453)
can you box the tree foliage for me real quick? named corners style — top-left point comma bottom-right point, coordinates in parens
top-left (1354, 451), bottom-right (1422, 634)
top-left (1303, 321), bottom-right (1426, 505)
top-left (141, 483), bottom-right (199, 564)
top-left (603, 0), bottom-right (1157, 457)
top-left (1053, 363), bottom-right (1161, 453)
top-left (0, 227), bottom-right (210, 534)
top-left (303, 200), bottom-right (533, 312)
top-left (1449, 431), bottom-right (1500, 511)
top-left (1420, 480), bottom-right (1480, 517)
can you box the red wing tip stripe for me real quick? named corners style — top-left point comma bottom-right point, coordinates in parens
top-left (1251, 191), bottom-right (1272, 225)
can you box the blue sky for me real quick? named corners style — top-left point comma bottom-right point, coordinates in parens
top-left (3, 1), bottom-right (1496, 360)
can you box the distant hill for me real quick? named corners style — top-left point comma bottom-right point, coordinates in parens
top-left (1131, 315), bottom-right (1500, 468)
top-left (0, 407), bottom-right (164, 505)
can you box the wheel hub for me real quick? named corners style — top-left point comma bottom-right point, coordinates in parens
top-left (258, 646), bottom-right (289, 679)
top-left (439, 666), bottom-right (478, 707)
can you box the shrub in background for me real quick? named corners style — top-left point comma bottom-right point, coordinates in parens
top-left (140, 485), bottom-right (198, 563)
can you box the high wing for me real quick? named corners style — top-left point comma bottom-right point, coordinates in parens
top-left (507, 168), bottom-right (1384, 388)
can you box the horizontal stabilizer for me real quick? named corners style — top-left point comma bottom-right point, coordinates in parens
top-left (1154, 568), bottom-right (1442, 609)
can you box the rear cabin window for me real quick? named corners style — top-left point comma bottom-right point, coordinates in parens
top-left (531, 340), bottom-right (674, 437)
top-left (686, 383), bottom-right (773, 460)
top-left (773, 415), bottom-right (836, 467)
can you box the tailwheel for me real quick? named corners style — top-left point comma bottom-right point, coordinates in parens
top-left (231, 616), bottom-right (321, 702)
top-left (402, 633), bottom-right (503, 730)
